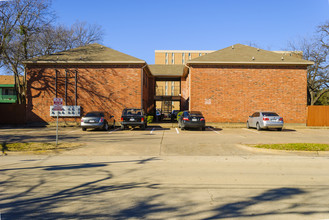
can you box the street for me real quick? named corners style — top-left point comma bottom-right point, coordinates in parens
top-left (1, 155), bottom-right (329, 219)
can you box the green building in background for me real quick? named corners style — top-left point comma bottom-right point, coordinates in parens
top-left (0, 75), bottom-right (18, 103)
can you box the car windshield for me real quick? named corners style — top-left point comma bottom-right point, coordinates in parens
top-left (189, 111), bottom-right (203, 117)
top-left (262, 112), bottom-right (279, 117)
top-left (85, 112), bottom-right (102, 117)
top-left (123, 109), bottom-right (142, 115)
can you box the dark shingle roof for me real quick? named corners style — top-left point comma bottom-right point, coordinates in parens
top-left (187, 44), bottom-right (313, 65)
top-left (149, 65), bottom-right (185, 76)
top-left (24, 43), bottom-right (145, 64)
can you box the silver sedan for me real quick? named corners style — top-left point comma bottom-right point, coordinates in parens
top-left (247, 112), bottom-right (284, 131)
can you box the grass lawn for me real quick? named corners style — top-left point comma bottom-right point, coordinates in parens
top-left (1, 142), bottom-right (82, 154)
top-left (252, 143), bottom-right (329, 151)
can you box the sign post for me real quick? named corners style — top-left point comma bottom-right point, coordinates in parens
top-left (53, 98), bottom-right (63, 146)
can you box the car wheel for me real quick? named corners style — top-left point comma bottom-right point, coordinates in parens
top-left (141, 124), bottom-right (146, 130)
top-left (104, 123), bottom-right (109, 131)
top-left (247, 121), bottom-right (250, 129)
top-left (256, 123), bottom-right (261, 131)
top-left (277, 128), bottom-right (282, 131)
top-left (82, 128), bottom-right (87, 131)
top-left (202, 127), bottom-right (205, 131)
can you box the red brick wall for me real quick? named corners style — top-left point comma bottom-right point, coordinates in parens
top-left (180, 76), bottom-right (189, 110)
top-left (189, 65), bottom-right (307, 123)
top-left (142, 68), bottom-right (155, 114)
top-left (26, 64), bottom-right (150, 123)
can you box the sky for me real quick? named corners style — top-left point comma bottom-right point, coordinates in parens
top-left (23, 0), bottom-right (329, 64)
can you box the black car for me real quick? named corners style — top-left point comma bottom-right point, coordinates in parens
top-left (178, 111), bottom-right (205, 130)
top-left (121, 108), bottom-right (147, 130)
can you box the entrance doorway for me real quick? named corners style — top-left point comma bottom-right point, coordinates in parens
top-left (156, 100), bottom-right (180, 121)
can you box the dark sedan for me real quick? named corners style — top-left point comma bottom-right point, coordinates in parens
top-left (178, 111), bottom-right (205, 130)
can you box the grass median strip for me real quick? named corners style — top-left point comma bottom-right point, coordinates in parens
top-left (1, 142), bottom-right (82, 154)
top-left (252, 143), bottom-right (329, 151)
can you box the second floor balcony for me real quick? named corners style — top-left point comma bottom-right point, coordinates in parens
top-left (156, 86), bottom-right (180, 96)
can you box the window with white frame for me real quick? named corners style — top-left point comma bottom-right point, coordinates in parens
top-left (182, 53), bottom-right (185, 64)
top-left (165, 53), bottom-right (168, 64)
top-left (172, 53), bottom-right (175, 64)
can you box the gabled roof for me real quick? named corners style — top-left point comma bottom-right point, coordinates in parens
top-left (149, 65), bottom-right (185, 77)
top-left (24, 43), bottom-right (145, 64)
top-left (0, 75), bottom-right (25, 85)
top-left (187, 44), bottom-right (314, 65)
top-left (0, 75), bottom-right (15, 85)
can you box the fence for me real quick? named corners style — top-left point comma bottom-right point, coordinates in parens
top-left (307, 105), bottom-right (329, 126)
top-left (0, 104), bottom-right (26, 124)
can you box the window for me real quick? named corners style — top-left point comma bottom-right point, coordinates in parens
top-left (171, 81), bottom-right (174, 95)
top-left (199, 53), bottom-right (202, 56)
top-left (262, 112), bottom-right (279, 117)
top-left (165, 81), bottom-right (168, 95)
top-left (188, 53), bottom-right (191, 60)
top-left (2, 88), bottom-right (15, 95)
top-left (172, 53), bottom-right (175, 64)
top-left (165, 53), bottom-right (168, 64)
top-left (182, 53), bottom-right (185, 64)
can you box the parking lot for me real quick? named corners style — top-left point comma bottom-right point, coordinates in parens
top-left (1, 125), bottom-right (329, 156)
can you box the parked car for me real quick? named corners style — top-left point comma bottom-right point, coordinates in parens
top-left (155, 109), bottom-right (162, 122)
top-left (247, 112), bottom-right (284, 131)
top-left (121, 108), bottom-right (147, 130)
top-left (81, 111), bottom-right (115, 131)
top-left (178, 111), bottom-right (205, 130)
top-left (171, 110), bottom-right (180, 121)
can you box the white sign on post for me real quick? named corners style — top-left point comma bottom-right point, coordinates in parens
top-left (53, 98), bottom-right (63, 111)
top-left (53, 98), bottom-right (63, 147)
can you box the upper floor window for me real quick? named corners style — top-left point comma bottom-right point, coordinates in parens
top-left (182, 53), bottom-right (185, 64)
top-left (172, 53), bottom-right (175, 64)
top-left (165, 53), bottom-right (168, 64)
top-left (199, 53), bottom-right (202, 56)
top-left (188, 53), bottom-right (191, 60)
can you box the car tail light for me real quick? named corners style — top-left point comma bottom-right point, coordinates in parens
top-left (183, 117), bottom-right (189, 121)
top-left (279, 118), bottom-right (283, 121)
top-left (81, 118), bottom-right (84, 122)
top-left (99, 117), bottom-right (104, 123)
top-left (141, 117), bottom-right (144, 122)
top-left (200, 118), bottom-right (205, 121)
top-left (121, 117), bottom-right (123, 122)
top-left (263, 117), bottom-right (269, 121)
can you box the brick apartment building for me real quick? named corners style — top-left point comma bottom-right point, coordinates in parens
top-left (24, 44), bottom-right (154, 123)
top-left (24, 43), bottom-right (312, 124)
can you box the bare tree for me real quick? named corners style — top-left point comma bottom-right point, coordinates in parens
top-left (0, 0), bottom-right (104, 104)
top-left (287, 37), bottom-right (329, 105)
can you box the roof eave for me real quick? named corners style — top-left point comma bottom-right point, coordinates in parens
top-left (186, 61), bottom-right (314, 66)
top-left (23, 60), bottom-right (146, 65)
